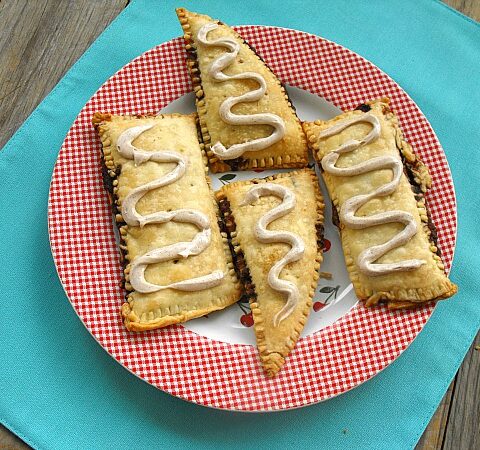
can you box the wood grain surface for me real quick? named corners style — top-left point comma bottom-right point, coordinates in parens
top-left (445, 0), bottom-right (480, 21)
top-left (0, 0), bottom-right (127, 149)
top-left (0, 1), bottom-right (478, 449)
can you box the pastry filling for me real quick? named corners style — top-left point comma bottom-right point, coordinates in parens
top-left (217, 197), bottom-right (257, 301)
top-left (196, 23), bottom-right (286, 160)
top-left (116, 125), bottom-right (224, 293)
top-left (241, 183), bottom-right (305, 326)
top-left (319, 113), bottom-right (425, 276)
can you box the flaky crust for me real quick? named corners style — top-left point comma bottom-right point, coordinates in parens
top-left (176, 8), bottom-right (308, 173)
top-left (216, 169), bottom-right (324, 376)
top-left (93, 112), bottom-right (241, 331)
top-left (303, 99), bottom-right (457, 308)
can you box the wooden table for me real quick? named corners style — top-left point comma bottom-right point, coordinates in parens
top-left (0, 1), bottom-right (478, 449)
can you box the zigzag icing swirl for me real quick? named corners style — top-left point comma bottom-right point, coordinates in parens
top-left (319, 113), bottom-right (425, 276)
top-left (117, 125), bottom-right (224, 293)
top-left (242, 183), bottom-right (305, 326)
top-left (197, 23), bottom-right (286, 160)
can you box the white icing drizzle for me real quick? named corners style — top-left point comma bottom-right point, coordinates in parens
top-left (242, 183), bottom-right (305, 327)
top-left (117, 125), bottom-right (224, 293)
top-left (196, 23), bottom-right (286, 160)
top-left (319, 113), bottom-right (425, 276)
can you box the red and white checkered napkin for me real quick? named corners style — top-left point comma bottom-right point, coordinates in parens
top-left (48, 26), bottom-right (456, 411)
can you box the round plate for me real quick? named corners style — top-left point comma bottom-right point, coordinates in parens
top-left (48, 26), bottom-right (456, 411)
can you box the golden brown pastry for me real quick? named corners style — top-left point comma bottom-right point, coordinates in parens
top-left (303, 98), bottom-right (457, 308)
top-left (92, 112), bottom-right (241, 331)
top-left (216, 170), bottom-right (324, 376)
top-left (176, 8), bottom-right (308, 173)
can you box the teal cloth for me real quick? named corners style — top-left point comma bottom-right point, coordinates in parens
top-left (1, 0), bottom-right (478, 448)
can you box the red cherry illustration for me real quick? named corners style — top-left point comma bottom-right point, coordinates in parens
top-left (240, 313), bottom-right (254, 327)
top-left (313, 301), bottom-right (325, 312)
top-left (323, 239), bottom-right (331, 252)
top-left (252, 169), bottom-right (265, 173)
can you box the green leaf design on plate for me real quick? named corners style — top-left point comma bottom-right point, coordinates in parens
top-left (319, 286), bottom-right (336, 293)
top-left (219, 173), bottom-right (236, 182)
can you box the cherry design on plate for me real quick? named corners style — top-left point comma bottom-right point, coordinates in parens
top-left (313, 302), bottom-right (325, 312)
top-left (323, 238), bottom-right (331, 252)
top-left (238, 296), bottom-right (254, 327)
top-left (240, 313), bottom-right (254, 327)
top-left (313, 285), bottom-right (340, 313)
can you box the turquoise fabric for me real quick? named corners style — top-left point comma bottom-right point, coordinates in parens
top-left (0, 0), bottom-right (478, 448)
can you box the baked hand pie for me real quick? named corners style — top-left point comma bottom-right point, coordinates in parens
top-left (176, 8), bottom-right (308, 173)
top-left (216, 169), bottom-right (324, 376)
top-left (303, 98), bottom-right (457, 308)
top-left (92, 112), bottom-right (241, 331)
